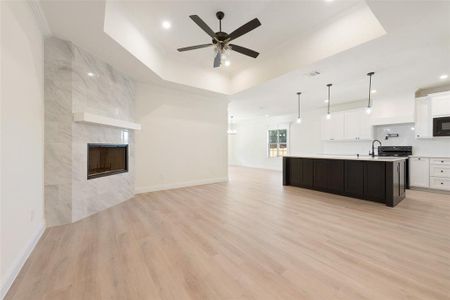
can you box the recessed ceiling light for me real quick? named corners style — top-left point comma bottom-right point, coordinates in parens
top-left (162, 20), bottom-right (171, 30)
top-left (325, 0), bottom-right (334, 2)
top-left (87, 72), bottom-right (95, 77)
top-left (324, 99), bottom-right (329, 103)
top-left (440, 74), bottom-right (448, 80)
top-left (371, 89), bottom-right (377, 94)
top-left (224, 60), bottom-right (231, 67)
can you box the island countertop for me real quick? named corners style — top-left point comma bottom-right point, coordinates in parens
top-left (284, 154), bottom-right (408, 162)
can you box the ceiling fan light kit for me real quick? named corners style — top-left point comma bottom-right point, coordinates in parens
top-left (177, 11), bottom-right (261, 68)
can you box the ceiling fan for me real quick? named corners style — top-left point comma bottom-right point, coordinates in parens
top-left (177, 11), bottom-right (261, 68)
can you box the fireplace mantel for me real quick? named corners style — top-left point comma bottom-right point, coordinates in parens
top-left (73, 112), bottom-right (141, 130)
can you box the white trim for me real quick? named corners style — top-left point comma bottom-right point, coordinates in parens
top-left (1, 222), bottom-right (46, 299)
top-left (135, 177), bottom-right (228, 194)
top-left (28, 1), bottom-right (51, 36)
top-left (73, 112), bottom-right (141, 130)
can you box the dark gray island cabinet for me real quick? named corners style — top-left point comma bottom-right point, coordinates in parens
top-left (283, 155), bottom-right (406, 207)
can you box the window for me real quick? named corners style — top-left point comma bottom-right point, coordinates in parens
top-left (268, 129), bottom-right (288, 157)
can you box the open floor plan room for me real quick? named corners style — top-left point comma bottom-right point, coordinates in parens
top-left (2, 1), bottom-right (450, 299)
top-left (6, 167), bottom-right (450, 300)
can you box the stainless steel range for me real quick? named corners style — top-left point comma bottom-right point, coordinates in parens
top-left (378, 146), bottom-right (412, 157)
top-left (378, 146), bottom-right (412, 189)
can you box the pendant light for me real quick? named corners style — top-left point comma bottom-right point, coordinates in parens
top-left (366, 72), bottom-right (375, 114)
top-left (296, 92), bottom-right (302, 124)
top-left (326, 83), bottom-right (332, 119)
top-left (227, 115), bottom-right (237, 135)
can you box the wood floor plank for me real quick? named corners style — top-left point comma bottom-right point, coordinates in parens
top-left (5, 166), bottom-right (450, 300)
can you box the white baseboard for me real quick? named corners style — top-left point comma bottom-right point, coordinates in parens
top-left (229, 163), bottom-right (282, 172)
top-left (1, 222), bottom-right (46, 299)
top-left (135, 177), bottom-right (228, 194)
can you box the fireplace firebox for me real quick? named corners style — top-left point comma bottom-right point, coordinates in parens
top-left (87, 144), bottom-right (128, 179)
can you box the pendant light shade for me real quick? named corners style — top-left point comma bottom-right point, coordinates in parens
top-left (227, 115), bottom-right (237, 135)
top-left (326, 84), bottom-right (332, 119)
top-left (296, 92), bottom-right (302, 124)
top-left (366, 72), bottom-right (375, 114)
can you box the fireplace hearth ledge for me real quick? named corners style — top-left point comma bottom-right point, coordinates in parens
top-left (73, 112), bottom-right (141, 130)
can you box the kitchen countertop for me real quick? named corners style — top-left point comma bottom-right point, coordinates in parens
top-left (284, 154), bottom-right (408, 162)
top-left (409, 155), bottom-right (450, 159)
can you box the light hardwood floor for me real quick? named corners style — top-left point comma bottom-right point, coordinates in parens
top-left (6, 166), bottom-right (450, 300)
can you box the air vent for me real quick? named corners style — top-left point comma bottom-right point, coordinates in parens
top-left (307, 71), bottom-right (320, 77)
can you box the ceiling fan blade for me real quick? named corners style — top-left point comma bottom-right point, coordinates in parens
top-left (189, 15), bottom-right (216, 39)
top-left (229, 44), bottom-right (259, 58)
top-left (227, 18), bottom-right (261, 42)
top-left (213, 51), bottom-right (221, 68)
top-left (177, 44), bottom-right (213, 52)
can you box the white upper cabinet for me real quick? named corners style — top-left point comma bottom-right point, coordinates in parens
top-left (321, 112), bottom-right (344, 141)
top-left (343, 109), bottom-right (373, 140)
top-left (415, 97), bottom-right (432, 139)
top-left (321, 109), bottom-right (372, 141)
top-left (431, 92), bottom-right (450, 117)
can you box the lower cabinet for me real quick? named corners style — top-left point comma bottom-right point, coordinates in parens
top-left (344, 160), bottom-right (386, 202)
top-left (344, 160), bottom-right (365, 198)
top-left (284, 158), bottom-right (314, 188)
top-left (283, 157), bottom-right (406, 207)
top-left (313, 159), bottom-right (344, 193)
top-left (365, 161), bottom-right (386, 203)
top-left (409, 157), bottom-right (430, 188)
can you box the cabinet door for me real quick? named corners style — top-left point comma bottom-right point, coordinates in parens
top-left (288, 158), bottom-right (302, 187)
top-left (431, 92), bottom-right (450, 117)
top-left (321, 116), bottom-right (332, 141)
top-left (409, 157), bottom-right (430, 188)
top-left (313, 159), bottom-right (328, 189)
top-left (331, 113), bottom-right (345, 141)
top-left (344, 110), bottom-right (360, 140)
top-left (327, 160), bottom-right (345, 193)
top-left (398, 160), bottom-right (406, 198)
top-left (301, 158), bottom-right (314, 187)
top-left (359, 112), bottom-right (373, 140)
top-left (415, 98), bottom-right (432, 139)
top-left (345, 160), bottom-right (365, 197)
top-left (364, 161), bottom-right (386, 203)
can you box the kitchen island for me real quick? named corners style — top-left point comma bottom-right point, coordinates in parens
top-left (283, 155), bottom-right (407, 207)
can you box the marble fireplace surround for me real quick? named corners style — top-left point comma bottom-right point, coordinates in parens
top-left (45, 37), bottom-right (137, 227)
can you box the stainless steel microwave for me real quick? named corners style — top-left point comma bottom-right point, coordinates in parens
top-left (433, 116), bottom-right (450, 136)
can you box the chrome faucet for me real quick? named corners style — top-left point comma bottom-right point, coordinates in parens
top-left (370, 139), bottom-right (382, 157)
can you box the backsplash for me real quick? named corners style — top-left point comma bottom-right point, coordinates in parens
top-left (323, 123), bottom-right (450, 157)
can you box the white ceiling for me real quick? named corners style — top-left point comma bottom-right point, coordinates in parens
top-left (38, 0), bottom-right (450, 119)
top-left (113, 0), bottom-right (360, 74)
top-left (229, 0), bottom-right (450, 119)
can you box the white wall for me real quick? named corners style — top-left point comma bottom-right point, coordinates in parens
top-left (229, 115), bottom-right (299, 171)
top-left (1, 2), bottom-right (45, 298)
top-left (135, 83), bottom-right (228, 193)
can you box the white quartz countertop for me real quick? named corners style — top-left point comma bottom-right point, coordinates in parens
top-left (409, 155), bottom-right (450, 159)
top-left (285, 154), bottom-right (408, 162)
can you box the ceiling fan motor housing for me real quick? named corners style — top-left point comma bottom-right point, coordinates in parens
top-left (216, 11), bottom-right (225, 20)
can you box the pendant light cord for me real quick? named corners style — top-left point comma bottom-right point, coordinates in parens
top-left (297, 92), bottom-right (301, 119)
top-left (327, 84), bottom-right (332, 115)
top-left (367, 72), bottom-right (375, 108)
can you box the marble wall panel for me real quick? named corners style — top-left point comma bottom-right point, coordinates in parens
top-left (44, 37), bottom-right (135, 226)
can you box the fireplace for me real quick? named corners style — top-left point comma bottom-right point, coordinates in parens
top-left (87, 144), bottom-right (128, 179)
